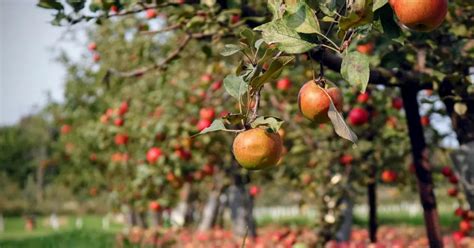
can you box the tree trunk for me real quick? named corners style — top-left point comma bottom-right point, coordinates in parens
top-left (135, 211), bottom-right (148, 229)
top-left (124, 205), bottom-right (137, 230)
top-left (401, 84), bottom-right (443, 248)
top-left (198, 188), bottom-right (222, 231)
top-left (335, 198), bottom-right (353, 242)
top-left (228, 161), bottom-right (256, 237)
top-left (450, 142), bottom-right (474, 210)
top-left (368, 172), bottom-right (377, 243)
top-left (150, 211), bottom-right (162, 228)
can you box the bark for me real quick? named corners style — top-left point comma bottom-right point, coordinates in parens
top-left (228, 162), bottom-right (256, 237)
top-left (124, 205), bottom-right (137, 230)
top-left (368, 171), bottom-right (377, 243)
top-left (150, 211), bottom-right (162, 228)
top-left (198, 188), bottom-right (222, 231)
top-left (401, 84), bottom-right (443, 248)
top-left (450, 142), bottom-right (474, 210)
top-left (335, 198), bottom-right (353, 242)
top-left (135, 211), bottom-right (148, 229)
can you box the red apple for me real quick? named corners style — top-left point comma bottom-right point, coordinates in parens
top-left (455, 207), bottom-right (466, 217)
top-left (381, 170), bottom-right (397, 183)
top-left (201, 73), bottom-right (212, 83)
top-left (460, 220), bottom-right (472, 233)
top-left (230, 14), bottom-right (240, 24)
top-left (421, 116), bottom-right (430, 127)
top-left (88, 42), bottom-right (97, 51)
top-left (149, 201), bottom-right (161, 212)
top-left (449, 175), bottom-right (459, 184)
top-left (441, 166), bottom-right (453, 177)
top-left (357, 92), bottom-right (370, 103)
top-left (356, 42), bottom-right (375, 55)
top-left (114, 134), bottom-right (129, 145)
top-left (146, 9), bottom-right (157, 19)
top-left (389, 0), bottom-right (448, 32)
top-left (199, 107), bottom-right (215, 121)
top-left (175, 148), bottom-right (192, 161)
top-left (202, 164), bottom-right (215, 176)
top-left (118, 101), bottom-right (128, 115)
top-left (348, 107), bottom-right (369, 126)
top-left (146, 147), bottom-right (163, 164)
top-left (211, 80), bottom-right (222, 91)
top-left (452, 231), bottom-right (465, 243)
top-left (447, 188), bottom-right (458, 197)
top-left (110, 5), bottom-right (118, 13)
top-left (61, 124), bottom-right (72, 134)
top-left (339, 154), bottom-right (353, 166)
top-left (249, 185), bottom-right (260, 197)
top-left (392, 97), bottom-right (403, 110)
top-left (277, 77), bottom-right (292, 91)
top-left (197, 119), bottom-right (212, 131)
top-left (93, 53), bottom-right (100, 62)
top-left (114, 118), bottom-right (124, 127)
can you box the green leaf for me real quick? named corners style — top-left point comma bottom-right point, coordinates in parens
top-left (223, 74), bottom-right (248, 99)
top-left (254, 20), bottom-right (317, 54)
top-left (339, 0), bottom-right (374, 32)
top-left (222, 113), bottom-right (246, 125)
top-left (251, 56), bottom-right (294, 88)
top-left (374, 4), bottom-right (402, 41)
top-left (327, 99), bottom-right (358, 144)
top-left (283, 1), bottom-right (320, 34)
top-left (37, 0), bottom-right (63, 10)
top-left (373, 0), bottom-right (388, 11)
top-left (341, 51), bottom-right (370, 93)
top-left (220, 44), bottom-right (242, 56)
top-left (250, 116), bottom-right (284, 133)
top-left (267, 0), bottom-right (283, 20)
top-left (197, 120), bottom-right (226, 135)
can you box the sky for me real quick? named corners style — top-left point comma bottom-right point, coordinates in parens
top-left (0, 0), bottom-right (84, 126)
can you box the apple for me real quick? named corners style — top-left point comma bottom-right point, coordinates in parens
top-left (386, 116), bottom-right (398, 129)
top-left (420, 116), bottom-right (430, 127)
top-left (348, 107), bottom-right (370, 126)
top-left (249, 185), bottom-right (260, 197)
top-left (114, 134), bottom-right (129, 145)
top-left (166, 172), bottom-right (176, 182)
top-left (197, 119), bottom-right (212, 131)
top-left (89, 153), bottom-right (97, 162)
top-left (298, 81), bottom-right (343, 123)
top-left (146, 147), bottom-right (163, 164)
top-left (149, 201), bottom-right (161, 212)
top-left (452, 231), bottom-right (465, 243)
top-left (389, 0), bottom-right (448, 32)
top-left (199, 107), bottom-right (215, 121)
top-left (392, 97), bottom-right (403, 110)
top-left (202, 164), bottom-right (215, 176)
top-left (449, 175), bottom-right (459, 184)
top-left (118, 101), bottom-right (128, 115)
top-left (201, 73), bottom-right (212, 83)
top-left (381, 170), bottom-right (397, 183)
top-left (114, 118), bottom-right (124, 127)
top-left (447, 188), bottom-right (458, 197)
top-left (93, 53), bottom-right (100, 62)
top-left (175, 148), bottom-right (192, 161)
top-left (110, 5), bottom-right (118, 13)
top-left (356, 42), bottom-right (375, 55)
top-left (61, 124), bottom-right (72, 134)
top-left (277, 77), bottom-right (292, 91)
top-left (146, 9), bottom-right (157, 19)
top-left (460, 220), bottom-right (472, 233)
top-left (357, 92), bottom-right (370, 103)
top-left (455, 208), bottom-right (466, 217)
top-left (230, 14), bottom-right (241, 24)
top-left (211, 80), bottom-right (222, 91)
top-left (88, 42), bottom-right (97, 51)
top-left (441, 166), bottom-right (453, 177)
top-left (339, 154), bottom-right (353, 166)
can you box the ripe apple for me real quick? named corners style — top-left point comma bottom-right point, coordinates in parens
top-left (447, 188), bottom-right (458, 197)
top-left (389, 0), bottom-right (448, 32)
top-left (249, 185), bottom-right (260, 197)
top-left (230, 14), bottom-right (241, 24)
top-left (381, 170), bottom-right (397, 183)
top-left (88, 42), bottom-right (97, 51)
top-left (118, 101), bottom-right (128, 115)
top-left (93, 53), bottom-right (100, 62)
top-left (298, 81), bottom-right (343, 123)
top-left (233, 128), bottom-right (282, 170)
top-left (356, 42), bottom-right (375, 55)
top-left (392, 97), bottom-right (403, 110)
top-left (421, 116), bottom-right (430, 127)
top-left (199, 107), bottom-right (215, 121)
top-left (114, 134), bottom-right (129, 145)
top-left (452, 231), bottom-right (465, 243)
top-left (146, 9), bottom-right (157, 19)
top-left (201, 73), bottom-right (212, 83)
top-left (114, 118), bottom-right (124, 127)
top-left (459, 220), bottom-right (472, 233)
top-left (455, 207), bottom-right (466, 217)
top-left (339, 154), bottom-right (353, 166)
top-left (61, 124), bottom-right (72, 134)
top-left (175, 148), bottom-right (192, 161)
top-left (449, 175), bottom-right (459, 184)
top-left (357, 92), bottom-right (370, 103)
top-left (441, 166), bottom-right (453, 177)
top-left (149, 201), bottom-right (161, 212)
top-left (348, 107), bottom-right (370, 126)
top-left (146, 147), bottom-right (163, 164)
top-left (202, 164), bottom-right (214, 176)
top-left (277, 77), bottom-right (292, 91)
top-left (211, 80), bottom-right (222, 91)
top-left (110, 5), bottom-right (118, 13)
top-left (197, 119), bottom-right (212, 131)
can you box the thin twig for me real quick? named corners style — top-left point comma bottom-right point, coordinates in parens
top-left (248, 87), bottom-right (262, 124)
top-left (140, 23), bottom-right (182, 35)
